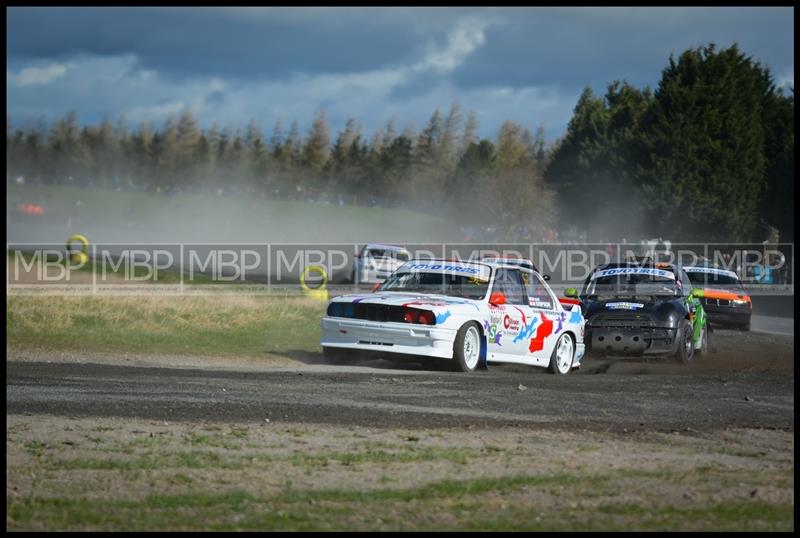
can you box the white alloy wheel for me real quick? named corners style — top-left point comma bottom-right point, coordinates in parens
top-left (454, 322), bottom-right (482, 372)
top-left (549, 333), bottom-right (574, 375)
top-left (463, 325), bottom-right (480, 370)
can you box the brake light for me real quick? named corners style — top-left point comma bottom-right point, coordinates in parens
top-left (403, 308), bottom-right (435, 325)
top-left (418, 311), bottom-right (435, 325)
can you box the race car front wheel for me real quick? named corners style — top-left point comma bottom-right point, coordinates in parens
top-left (675, 319), bottom-right (695, 365)
top-left (453, 322), bottom-right (482, 372)
top-left (548, 333), bottom-right (574, 375)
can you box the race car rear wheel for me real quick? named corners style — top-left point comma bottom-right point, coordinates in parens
top-left (548, 333), bottom-right (574, 375)
top-left (453, 322), bottom-right (482, 372)
top-left (675, 319), bottom-right (695, 365)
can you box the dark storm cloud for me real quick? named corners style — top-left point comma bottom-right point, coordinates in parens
top-left (6, 7), bottom-right (793, 140)
top-left (8, 6), bottom-right (792, 90)
top-left (449, 7), bottom-right (794, 91)
top-left (7, 7), bottom-right (423, 80)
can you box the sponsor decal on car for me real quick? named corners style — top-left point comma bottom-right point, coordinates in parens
top-left (435, 310), bottom-right (452, 324)
top-left (529, 313), bottom-right (554, 353)
top-left (399, 262), bottom-right (490, 279)
top-left (683, 266), bottom-right (739, 279)
top-left (591, 267), bottom-right (675, 280)
top-left (513, 316), bottom-right (538, 344)
top-left (605, 302), bottom-right (645, 310)
top-left (484, 320), bottom-right (504, 345)
top-left (503, 314), bottom-right (521, 332)
top-left (554, 311), bottom-right (567, 334)
top-left (529, 298), bottom-right (553, 309)
top-left (402, 299), bottom-right (480, 311)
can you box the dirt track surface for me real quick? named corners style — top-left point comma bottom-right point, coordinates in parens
top-left (6, 329), bottom-right (793, 433)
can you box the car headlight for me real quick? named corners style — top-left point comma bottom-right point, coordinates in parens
top-left (732, 299), bottom-right (749, 305)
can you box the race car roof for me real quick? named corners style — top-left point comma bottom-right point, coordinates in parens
top-left (482, 257), bottom-right (535, 266)
top-left (363, 243), bottom-right (409, 251)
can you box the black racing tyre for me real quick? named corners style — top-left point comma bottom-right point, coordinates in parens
top-left (453, 322), bottom-right (482, 372)
top-left (583, 334), bottom-right (595, 358)
top-left (548, 333), bottom-right (575, 375)
top-left (674, 319), bottom-right (695, 365)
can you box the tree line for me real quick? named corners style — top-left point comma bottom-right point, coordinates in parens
top-left (546, 43), bottom-right (794, 243)
top-left (7, 102), bottom-right (554, 241)
top-left (7, 43), bottom-right (794, 243)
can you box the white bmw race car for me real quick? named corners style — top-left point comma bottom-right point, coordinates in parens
top-left (352, 243), bottom-right (411, 284)
top-left (321, 259), bottom-right (586, 374)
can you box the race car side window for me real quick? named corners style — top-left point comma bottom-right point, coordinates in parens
top-left (523, 270), bottom-right (554, 310)
top-left (492, 268), bottom-right (528, 305)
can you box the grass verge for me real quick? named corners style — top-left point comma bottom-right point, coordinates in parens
top-left (7, 473), bottom-right (793, 531)
top-left (7, 295), bottom-right (326, 357)
top-left (7, 417), bottom-right (795, 531)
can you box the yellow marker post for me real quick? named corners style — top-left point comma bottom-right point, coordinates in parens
top-left (300, 265), bottom-right (329, 301)
top-left (66, 234), bottom-right (90, 265)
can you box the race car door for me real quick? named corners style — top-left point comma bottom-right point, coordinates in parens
top-left (520, 268), bottom-right (561, 367)
top-left (488, 268), bottom-right (533, 363)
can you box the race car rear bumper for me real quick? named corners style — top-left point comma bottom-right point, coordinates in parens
top-left (702, 304), bottom-right (751, 328)
top-left (321, 317), bottom-right (457, 358)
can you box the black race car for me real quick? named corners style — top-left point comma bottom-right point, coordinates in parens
top-left (565, 262), bottom-right (710, 364)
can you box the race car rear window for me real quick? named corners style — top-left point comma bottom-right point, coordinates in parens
top-left (684, 268), bottom-right (743, 288)
top-left (367, 248), bottom-right (409, 261)
top-left (586, 266), bottom-right (679, 297)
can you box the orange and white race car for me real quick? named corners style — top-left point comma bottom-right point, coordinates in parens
top-left (683, 264), bottom-right (751, 331)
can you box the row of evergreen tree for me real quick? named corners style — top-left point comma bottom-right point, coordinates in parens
top-left (7, 43), bottom-right (794, 242)
top-left (546, 43), bottom-right (794, 242)
top-left (7, 102), bottom-right (556, 240)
